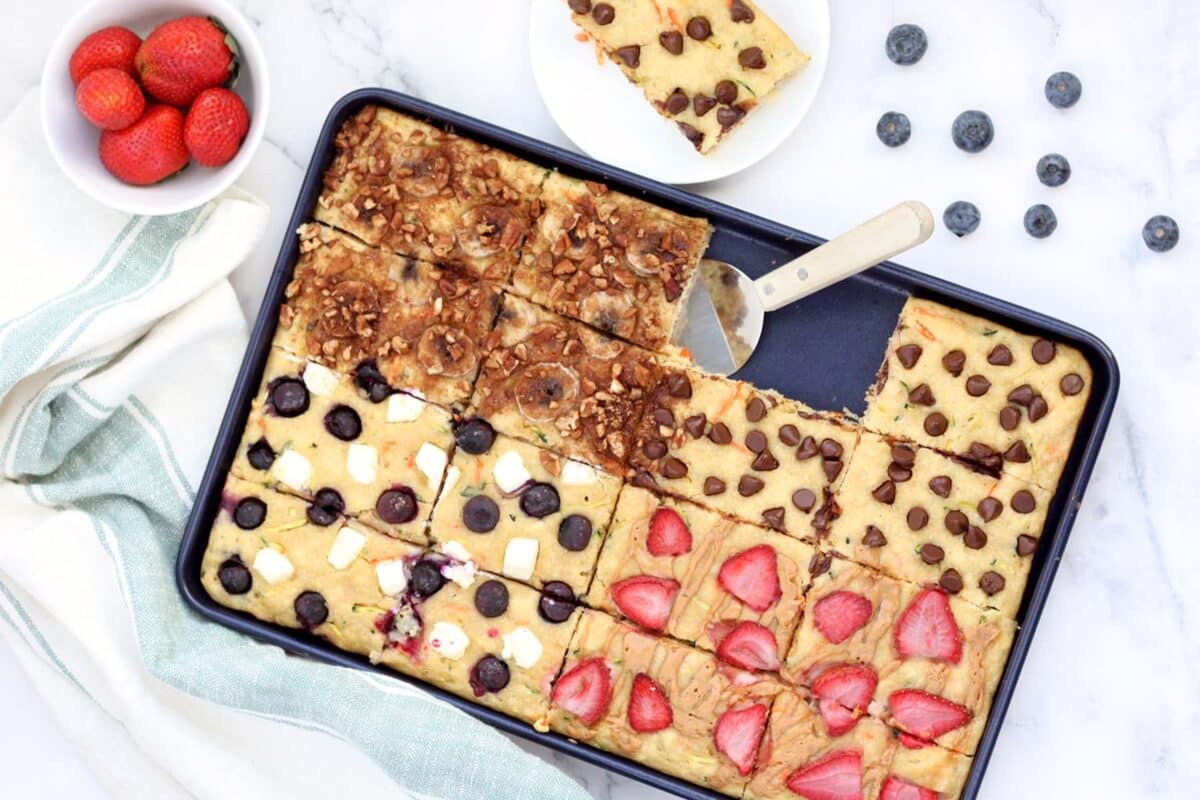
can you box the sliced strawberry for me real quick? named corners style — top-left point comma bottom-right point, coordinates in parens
top-left (713, 703), bottom-right (768, 776)
top-left (784, 749), bottom-right (863, 800)
top-left (646, 506), bottom-right (692, 556)
top-left (812, 591), bottom-right (873, 644)
top-left (811, 664), bottom-right (878, 736)
top-left (551, 658), bottom-right (612, 726)
top-left (609, 575), bottom-right (679, 631)
top-left (893, 588), bottom-right (963, 664)
top-left (896, 732), bottom-right (929, 750)
top-left (717, 544), bottom-right (781, 612)
top-left (880, 775), bottom-right (939, 800)
top-left (715, 620), bottom-right (780, 671)
top-left (627, 673), bottom-right (673, 733)
top-left (889, 690), bottom-right (971, 740)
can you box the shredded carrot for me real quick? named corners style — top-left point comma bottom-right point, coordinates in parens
top-left (473, 460), bottom-right (485, 483)
top-left (731, 442), bottom-right (752, 456)
top-left (574, 32), bottom-right (589, 42)
top-left (914, 321), bottom-right (936, 341)
top-left (678, 346), bottom-right (693, 360)
top-left (650, 0), bottom-right (665, 24)
top-left (715, 385), bottom-right (742, 419)
top-left (667, 7), bottom-right (683, 31)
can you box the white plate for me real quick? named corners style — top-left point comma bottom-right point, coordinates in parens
top-left (529, 0), bottom-right (830, 185)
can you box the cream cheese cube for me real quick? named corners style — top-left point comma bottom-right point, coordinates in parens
top-left (560, 459), bottom-right (600, 486)
top-left (375, 559), bottom-right (409, 596)
top-left (502, 537), bottom-right (539, 581)
top-left (327, 525), bottom-right (367, 569)
top-left (346, 443), bottom-right (378, 485)
top-left (386, 391), bottom-right (425, 423)
top-left (302, 362), bottom-right (340, 397)
top-left (501, 626), bottom-right (543, 669)
top-left (271, 449), bottom-right (312, 492)
top-left (415, 442), bottom-right (448, 487)
top-left (493, 450), bottom-right (531, 494)
top-left (252, 548), bottom-right (295, 584)
top-left (428, 621), bottom-right (469, 661)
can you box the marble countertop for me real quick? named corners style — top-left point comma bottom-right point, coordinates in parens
top-left (2, 1), bottom-right (1196, 798)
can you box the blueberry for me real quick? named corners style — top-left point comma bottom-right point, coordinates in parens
top-left (943, 202), bottom-right (981, 238)
top-left (324, 404), bottom-right (362, 441)
top-left (1036, 154), bottom-right (1071, 187)
top-left (410, 559), bottom-right (446, 598)
top-left (519, 482), bottom-right (561, 518)
top-left (876, 112), bottom-right (912, 148)
top-left (217, 557), bottom-right (252, 594)
top-left (470, 655), bottom-right (511, 694)
top-left (951, 110), bottom-right (994, 153)
top-left (885, 24), bottom-right (927, 65)
top-left (1024, 204), bottom-right (1058, 239)
top-left (353, 359), bottom-right (392, 403)
top-left (557, 514), bottom-right (593, 551)
top-left (538, 581), bottom-right (577, 624)
top-left (376, 486), bottom-right (418, 524)
top-left (293, 590), bottom-right (329, 629)
top-left (308, 487), bottom-right (345, 526)
top-left (462, 495), bottom-right (500, 532)
top-left (1142, 215), bottom-right (1179, 252)
top-left (1044, 71), bottom-right (1082, 109)
top-left (233, 497), bottom-right (267, 530)
top-left (246, 438), bottom-right (275, 470)
top-left (269, 377), bottom-right (309, 417)
top-left (473, 579), bottom-right (509, 617)
top-left (454, 418), bottom-right (496, 455)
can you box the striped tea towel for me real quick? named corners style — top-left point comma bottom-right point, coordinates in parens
top-left (0, 87), bottom-right (590, 800)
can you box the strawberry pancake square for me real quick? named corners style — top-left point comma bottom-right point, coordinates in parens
top-left (548, 610), bottom-right (781, 797)
top-left (744, 688), bottom-right (971, 800)
top-left (586, 485), bottom-right (815, 668)
top-left (785, 556), bottom-right (1015, 756)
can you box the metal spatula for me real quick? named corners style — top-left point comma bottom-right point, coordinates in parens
top-left (676, 201), bottom-right (935, 375)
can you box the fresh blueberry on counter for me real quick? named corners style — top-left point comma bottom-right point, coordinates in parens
top-left (885, 24), bottom-right (928, 65)
top-left (1045, 71), bottom-right (1082, 108)
top-left (1024, 204), bottom-right (1058, 239)
top-left (1142, 215), bottom-right (1179, 252)
top-left (876, 111), bottom-right (912, 147)
top-left (943, 201), bottom-right (981, 237)
top-left (1036, 153), bottom-right (1071, 187)
top-left (952, 110), bottom-right (994, 153)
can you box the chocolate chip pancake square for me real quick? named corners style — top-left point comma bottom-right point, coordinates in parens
top-left (314, 105), bottom-right (547, 281)
top-left (470, 294), bottom-right (665, 474)
top-left (587, 484), bottom-right (814, 662)
top-left (511, 171), bottom-right (710, 354)
top-left (374, 570), bottom-right (581, 725)
top-left (785, 556), bottom-right (1014, 756)
top-left (863, 296), bottom-right (1092, 493)
top-left (567, 0), bottom-right (809, 154)
top-left (202, 474), bottom-right (421, 657)
top-left (549, 609), bottom-right (781, 797)
top-left (279, 224), bottom-right (502, 408)
top-left (628, 369), bottom-right (860, 541)
top-left (230, 347), bottom-right (455, 545)
top-left (826, 431), bottom-right (1050, 619)
top-left (428, 427), bottom-right (622, 596)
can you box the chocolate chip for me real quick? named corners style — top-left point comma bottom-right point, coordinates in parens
top-left (939, 569), bottom-right (963, 594)
top-left (823, 459), bottom-right (844, 482)
top-left (233, 497), bottom-right (267, 530)
top-left (965, 375), bottom-right (991, 397)
top-left (887, 462), bottom-right (913, 483)
top-left (896, 344), bottom-right (923, 368)
top-left (746, 396), bottom-right (767, 422)
top-left (745, 430), bottom-right (768, 453)
top-left (863, 526), bottom-right (887, 547)
top-left (308, 488), bottom-right (345, 526)
top-left (924, 412), bottom-right (948, 436)
top-left (470, 655), bottom-right (512, 695)
top-left (999, 405), bottom-right (1021, 431)
top-left (977, 497), bottom-right (1003, 521)
top-left (714, 79), bottom-right (738, 105)
top-left (1016, 534), bottom-right (1039, 556)
top-left (730, 0), bottom-right (755, 23)
top-left (778, 424), bottom-right (800, 446)
top-left (964, 527), bottom-right (988, 549)
top-left (987, 344), bottom-right (1013, 365)
top-left (738, 47), bottom-right (767, 69)
top-left (558, 514), bottom-right (593, 552)
top-left (808, 552), bottom-right (833, 577)
top-left (667, 372), bottom-right (692, 398)
top-left (693, 94), bottom-right (717, 116)
top-left (872, 480), bottom-right (897, 504)
top-left (1060, 373), bottom-right (1085, 396)
top-left (752, 450), bottom-right (780, 471)
top-left (942, 349), bottom-right (966, 377)
top-left (684, 413), bottom-right (707, 438)
top-left (269, 378), bottom-right (309, 418)
top-left (662, 457), bottom-right (689, 479)
top-left (463, 495), bottom-right (500, 532)
top-left (812, 504), bottom-right (835, 532)
top-left (592, 2), bottom-right (615, 24)
top-left (643, 439), bottom-right (667, 459)
top-left (979, 571), bottom-right (1006, 595)
top-left (819, 439), bottom-right (843, 459)
top-left (247, 438), bottom-right (275, 470)
top-left (908, 383), bottom-right (936, 406)
top-left (218, 558), bottom-right (252, 594)
top-left (659, 30), bottom-right (684, 55)
top-left (704, 476), bottom-right (727, 495)
top-left (792, 488), bottom-right (816, 511)
top-left (717, 105), bottom-right (746, 130)
top-left (796, 436), bottom-right (819, 460)
top-left (1007, 384), bottom-right (1035, 406)
top-left (539, 581), bottom-right (577, 624)
top-left (738, 475), bottom-right (765, 496)
top-left (967, 441), bottom-right (1002, 472)
top-left (919, 543), bottom-right (945, 564)
top-left (906, 506), bottom-right (929, 530)
top-left (568, 0), bottom-right (591, 13)
top-left (677, 122), bottom-right (704, 149)
top-left (944, 510), bottom-right (968, 535)
top-left (653, 407), bottom-right (675, 428)
top-left (1032, 339), bottom-right (1057, 364)
top-left (664, 88), bottom-right (689, 114)
top-left (1011, 490), bottom-right (1037, 513)
top-left (762, 507), bottom-right (786, 530)
top-left (474, 579), bottom-right (509, 617)
top-left (294, 591), bottom-right (328, 629)
top-left (615, 44), bottom-right (641, 67)
top-left (1028, 395), bottom-right (1048, 422)
top-left (709, 422), bottom-right (733, 444)
top-left (686, 16), bottom-right (712, 40)
top-left (1003, 441), bottom-right (1031, 463)
top-left (377, 487), bottom-right (418, 525)
top-left (890, 444), bottom-right (916, 468)
top-left (929, 475), bottom-right (952, 497)
top-left (632, 470), bottom-right (659, 490)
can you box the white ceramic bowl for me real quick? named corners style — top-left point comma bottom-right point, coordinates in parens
top-left (41, 0), bottom-right (269, 216)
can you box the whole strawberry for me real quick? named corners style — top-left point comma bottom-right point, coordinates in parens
top-left (99, 105), bottom-right (190, 186)
top-left (69, 26), bottom-right (141, 84)
top-left (76, 68), bottom-right (145, 131)
top-left (184, 88), bottom-right (249, 166)
top-left (135, 17), bottom-right (237, 106)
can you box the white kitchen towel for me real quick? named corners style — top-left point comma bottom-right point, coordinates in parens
top-left (0, 88), bottom-right (590, 800)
